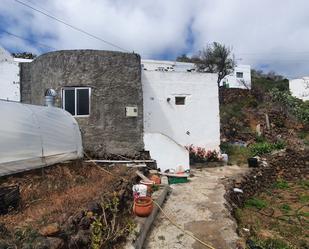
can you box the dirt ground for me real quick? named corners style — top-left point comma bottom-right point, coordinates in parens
top-left (237, 179), bottom-right (309, 248)
top-left (0, 161), bottom-right (135, 231)
top-left (144, 165), bottom-right (248, 249)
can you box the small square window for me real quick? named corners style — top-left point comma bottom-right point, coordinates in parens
top-left (175, 96), bottom-right (186, 105)
top-left (236, 72), bottom-right (244, 78)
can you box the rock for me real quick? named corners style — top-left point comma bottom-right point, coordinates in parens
top-left (39, 223), bottom-right (60, 236)
top-left (33, 237), bottom-right (50, 249)
top-left (46, 237), bottom-right (64, 249)
top-left (78, 217), bottom-right (92, 230)
top-left (0, 240), bottom-right (9, 249)
top-left (68, 230), bottom-right (90, 249)
top-left (87, 202), bottom-right (102, 215)
top-left (72, 211), bottom-right (84, 225)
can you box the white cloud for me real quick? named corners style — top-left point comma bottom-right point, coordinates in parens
top-left (1, 0), bottom-right (309, 77)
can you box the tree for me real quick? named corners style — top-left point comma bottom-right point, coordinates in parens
top-left (176, 54), bottom-right (192, 63)
top-left (194, 42), bottom-right (235, 87)
top-left (11, 52), bottom-right (37, 59)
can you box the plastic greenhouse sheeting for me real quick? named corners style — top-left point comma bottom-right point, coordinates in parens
top-left (0, 100), bottom-right (83, 176)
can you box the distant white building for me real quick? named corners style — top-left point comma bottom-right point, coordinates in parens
top-left (0, 46), bottom-right (32, 101)
top-left (142, 59), bottom-right (220, 172)
top-left (221, 64), bottom-right (251, 89)
top-left (289, 77), bottom-right (309, 101)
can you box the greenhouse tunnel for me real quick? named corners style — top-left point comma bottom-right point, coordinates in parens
top-left (0, 100), bottom-right (83, 176)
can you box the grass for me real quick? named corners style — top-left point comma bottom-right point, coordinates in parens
top-left (279, 204), bottom-right (291, 214)
top-left (249, 238), bottom-right (293, 249)
top-left (237, 180), bottom-right (309, 249)
top-left (273, 180), bottom-right (290, 190)
top-left (245, 198), bottom-right (268, 209)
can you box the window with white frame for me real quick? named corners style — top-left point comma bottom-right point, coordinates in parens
top-left (236, 72), bottom-right (244, 78)
top-left (62, 87), bottom-right (91, 116)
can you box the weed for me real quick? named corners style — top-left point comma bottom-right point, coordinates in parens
top-left (250, 238), bottom-right (293, 249)
top-left (299, 195), bottom-right (309, 203)
top-left (298, 180), bottom-right (309, 189)
top-left (273, 180), bottom-right (289, 190)
top-left (250, 142), bottom-right (273, 156)
top-left (279, 204), bottom-right (291, 214)
top-left (249, 141), bottom-right (286, 156)
top-left (245, 198), bottom-right (268, 209)
top-left (220, 143), bottom-right (251, 165)
top-left (91, 217), bottom-right (103, 249)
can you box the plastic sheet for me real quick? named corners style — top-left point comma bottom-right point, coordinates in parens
top-left (0, 100), bottom-right (83, 176)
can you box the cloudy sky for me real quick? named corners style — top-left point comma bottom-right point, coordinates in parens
top-left (1, 0), bottom-right (309, 78)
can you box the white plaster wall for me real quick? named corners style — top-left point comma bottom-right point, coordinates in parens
top-left (0, 47), bottom-right (20, 101)
top-left (289, 78), bottom-right (309, 101)
top-left (144, 132), bottom-right (189, 172)
top-left (142, 71), bottom-right (220, 151)
top-left (221, 64), bottom-right (251, 89)
top-left (141, 59), bottom-right (195, 72)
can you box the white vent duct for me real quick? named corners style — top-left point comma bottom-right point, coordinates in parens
top-left (0, 100), bottom-right (83, 176)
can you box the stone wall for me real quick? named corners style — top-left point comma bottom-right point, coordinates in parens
top-left (225, 149), bottom-right (309, 208)
top-left (20, 50), bottom-right (144, 157)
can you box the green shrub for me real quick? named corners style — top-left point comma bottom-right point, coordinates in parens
top-left (250, 238), bottom-right (293, 249)
top-left (270, 89), bottom-right (309, 124)
top-left (245, 198), bottom-right (268, 209)
top-left (280, 204), bottom-right (291, 213)
top-left (250, 142), bottom-right (273, 156)
top-left (273, 180), bottom-right (289, 189)
top-left (249, 141), bottom-right (286, 156)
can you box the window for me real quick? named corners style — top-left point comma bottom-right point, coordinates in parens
top-left (62, 87), bottom-right (91, 116)
top-left (175, 96), bottom-right (186, 105)
top-left (236, 72), bottom-right (244, 78)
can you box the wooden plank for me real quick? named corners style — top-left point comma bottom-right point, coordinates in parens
top-left (85, 159), bottom-right (155, 163)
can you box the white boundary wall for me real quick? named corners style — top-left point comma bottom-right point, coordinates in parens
top-left (142, 71), bottom-right (220, 150)
top-left (0, 47), bottom-right (20, 101)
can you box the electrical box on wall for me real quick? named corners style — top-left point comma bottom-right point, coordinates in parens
top-left (125, 106), bottom-right (138, 117)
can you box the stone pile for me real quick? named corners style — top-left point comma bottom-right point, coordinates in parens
top-left (226, 149), bottom-right (309, 208)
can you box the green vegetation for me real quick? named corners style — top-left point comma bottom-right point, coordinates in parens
top-left (220, 143), bottom-right (251, 165)
top-left (273, 180), bottom-right (289, 189)
top-left (245, 198), bottom-right (268, 209)
top-left (249, 238), bottom-right (293, 249)
top-left (249, 141), bottom-right (285, 156)
top-left (237, 180), bottom-right (309, 249)
top-left (251, 69), bottom-right (289, 93)
top-left (270, 88), bottom-right (309, 124)
top-left (279, 204), bottom-right (291, 214)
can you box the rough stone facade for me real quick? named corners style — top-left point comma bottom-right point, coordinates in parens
top-left (20, 50), bottom-right (144, 157)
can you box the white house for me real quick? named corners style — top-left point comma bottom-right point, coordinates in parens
top-left (142, 59), bottom-right (220, 172)
top-left (289, 77), bottom-right (309, 101)
top-left (0, 46), bottom-right (32, 101)
top-left (221, 64), bottom-right (251, 89)
top-left (0, 47), bottom-right (20, 101)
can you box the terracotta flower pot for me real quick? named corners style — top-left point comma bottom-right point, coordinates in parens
top-left (149, 175), bottom-right (161, 185)
top-left (133, 197), bottom-right (153, 217)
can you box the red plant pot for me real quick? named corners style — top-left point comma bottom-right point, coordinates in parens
top-left (149, 175), bottom-right (161, 185)
top-left (133, 197), bottom-right (153, 217)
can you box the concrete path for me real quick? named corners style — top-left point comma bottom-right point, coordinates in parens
top-left (144, 165), bottom-right (248, 249)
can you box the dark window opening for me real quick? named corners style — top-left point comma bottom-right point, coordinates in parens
top-left (64, 89), bottom-right (75, 115)
top-left (175, 96), bottom-right (186, 105)
top-left (63, 87), bottom-right (90, 116)
top-left (236, 72), bottom-right (243, 78)
top-left (77, 89), bottom-right (90, 115)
